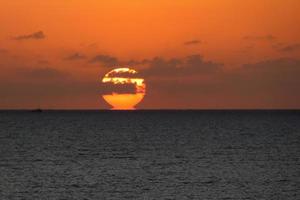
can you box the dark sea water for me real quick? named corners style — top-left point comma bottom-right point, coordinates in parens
top-left (0, 110), bottom-right (299, 200)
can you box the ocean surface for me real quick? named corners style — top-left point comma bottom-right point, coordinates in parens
top-left (0, 110), bottom-right (299, 199)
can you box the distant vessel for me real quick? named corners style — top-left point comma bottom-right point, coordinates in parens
top-left (31, 108), bottom-right (43, 113)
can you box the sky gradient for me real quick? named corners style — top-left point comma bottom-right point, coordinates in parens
top-left (0, 0), bottom-right (300, 109)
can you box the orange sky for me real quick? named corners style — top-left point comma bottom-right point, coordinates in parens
top-left (0, 0), bottom-right (300, 109)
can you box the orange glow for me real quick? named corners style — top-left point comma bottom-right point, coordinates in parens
top-left (101, 68), bottom-right (146, 110)
top-left (0, 0), bottom-right (299, 109)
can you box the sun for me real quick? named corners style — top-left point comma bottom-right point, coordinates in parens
top-left (101, 68), bottom-right (146, 110)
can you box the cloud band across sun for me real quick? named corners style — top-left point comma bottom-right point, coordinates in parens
top-left (101, 68), bottom-right (146, 110)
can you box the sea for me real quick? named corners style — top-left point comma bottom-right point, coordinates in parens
top-left (0, 110), bottom-right (299, 199)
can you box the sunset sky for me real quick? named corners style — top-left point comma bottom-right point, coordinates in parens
top-left (0, 0), bottom-right (300, 109)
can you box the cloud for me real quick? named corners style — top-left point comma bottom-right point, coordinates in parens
top-left (1, 54), bottom-right (300, 109)
top-left (100, 82), bottom-right (137, 95)
top-left (184, 40), bottom-right (201, 46)
top-left (140, 54), bottom-right (222, 78)
top-left (0, 78), bottom-right (98, 108)
top-left (12, 31), bottom-right (46, 41)
top-left (22, 67), bottom-right (69, 79)
top-left (64, 53), bottom-right (86, 61)
top-left (94, 54), bottom-right (222, 79)
top-left (277, 44), bottom-right (300, 53)
top-left (232, 58), bottom-right (300, 97)
top-left (140, 57), bottom-right (300, 108)
top-left (0, 66), bottom-right (83, 108)
top-left (89, 54), bottom-right (119, 67)
top-left (225, 58), bottom-right (300, 102)
top-left (241, 58), bottom-right (300, 82)
top-left (88, 54), bottom-right (149, 67)
top-left (37, 60), bottom-right (50, 65)
top-left (104, 70), bottom-right (143, 79)
top-left (0, 48), bottom-right (8, 53)
top-left (88, 43), bottom-right (98, 48)
top-left (243, 34), bottom-right (276, 41)
top-left (123, 59), bottom-right (150, 66)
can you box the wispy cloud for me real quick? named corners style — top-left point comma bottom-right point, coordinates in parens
top-left (278, 44), bottom-right (300, 53)
top-left (37, 60), bottom-right (50, 65)
top-left (140, 54), bottom-right (222, 78)
top-left (23, 67), bottom-right (68, 79)
top-left (142, 57), bottom-right (300, 108)
top-left (243, 34), bottom-right (276, 41)
top-left (64, 53), bottom-right (86, 61)
top-left (12, 31), bottom-right (46, 41)
top-left (0, 48), bottom-right (8, 53)
top-left (184, 40), bottom-right (201, 46)
top-left (89, 54), bottom-right (119, 67)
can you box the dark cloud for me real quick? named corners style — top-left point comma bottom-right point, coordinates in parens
top-left (88, 43), bottom-right (98, 48)
top-left (2, 50), bottom-right (299, 108)
top-left (0, 67), bottom-right (82, 108)
top-left (37, 60), bottom-right (50, 65)
top-left (88, 55), bottom-right (148, 67)
top-left (140, 54), bottom-right (222, 78)
top-left (272, 43), bottom-right (284, 49)
top-left (22, 67), bottom-right (69, 79)
top-left (94, 54), bottom-right (222, 79)
top-left (243, 35), bottom-right (276, 41)
top-left (226, 58), bottom-right (300, 103)
top-left (105, 71), bottom-right (143, 79)
top-left (124, 59), bottom-right (150, 66)
top-left (64, 53), bottom-right (86, 61)
top-left (100, 82), bottom-right (136, 95)
top-left (89, 54), bottom-right (119, 67)
top-left (184, 40), bottom-right (201, 46)
top-left (241, 58), bottom-right (300, 82)
top-left (12, 31), bottom-right (46, 41)
top-left (140, 57), bottom-right (300, 108)
top-left (277, 44), bottom-right (300, 53)
top-left (0, 48), bottom-right (8, 53)
top-left (0, 79), bottom-right (99, 108)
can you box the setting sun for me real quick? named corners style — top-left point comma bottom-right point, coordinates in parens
top-left (101, 68), bottom-right (146, 110)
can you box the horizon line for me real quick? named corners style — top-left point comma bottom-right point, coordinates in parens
top-left (1, 109), bottom-right (300, 112)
